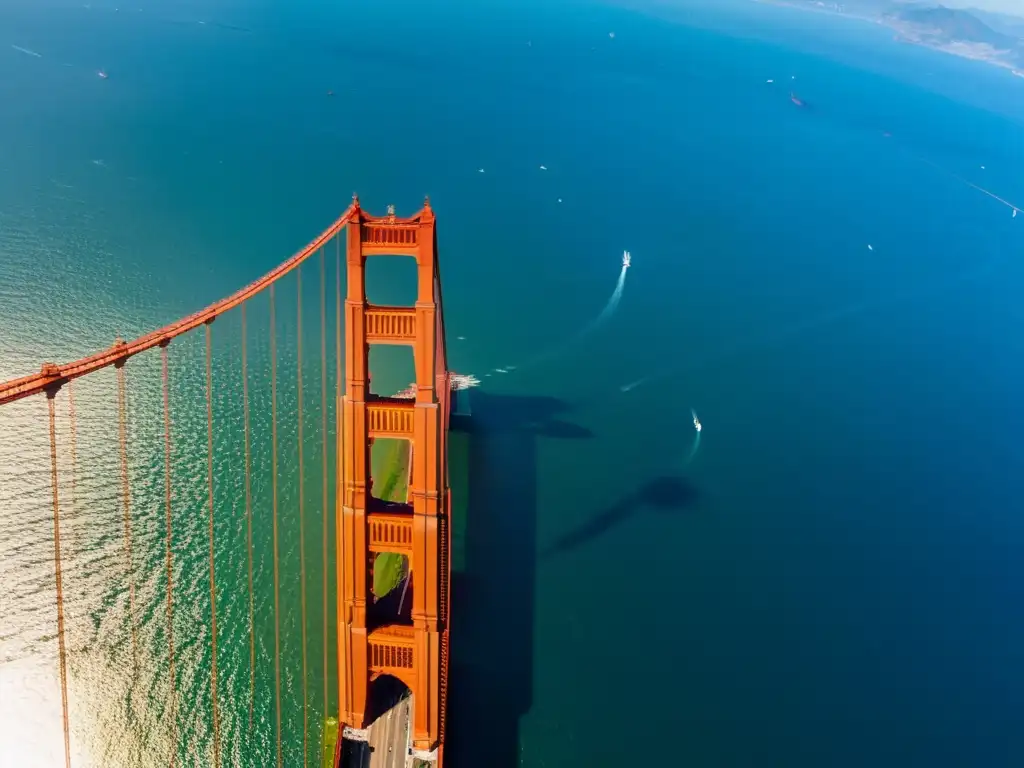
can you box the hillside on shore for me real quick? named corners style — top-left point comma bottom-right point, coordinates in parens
top-left (769, 1), bottom-right (1024, 70)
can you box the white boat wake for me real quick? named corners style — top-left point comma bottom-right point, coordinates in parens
top-left (622, 246), bottom-right (1002, 397)
top-left (11, 45), bottom-right (42, 58)
top-left (450, 373), bottom-right (480, 390)
top-left (575, 252), bottom-right (629, 338)
top-left (502, 251), bottom-right (631, 376)
top-left (684, 409), bottom-right (702, 465)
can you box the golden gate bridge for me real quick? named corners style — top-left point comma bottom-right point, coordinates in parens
top-left (0, 197), bottom-right (453, 768)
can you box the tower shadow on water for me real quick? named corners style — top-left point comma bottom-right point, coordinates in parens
top-left (446, 390), bottom-right (593, 768)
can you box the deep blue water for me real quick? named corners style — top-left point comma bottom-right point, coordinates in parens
top-left (2, 0), bottom-right (1023, 766)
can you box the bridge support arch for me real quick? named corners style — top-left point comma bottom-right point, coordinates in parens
top-left (337, 199), bottom-right (449, 758)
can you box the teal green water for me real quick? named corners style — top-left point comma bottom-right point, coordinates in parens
top-left (2, 0), bottom-right (1024, 766)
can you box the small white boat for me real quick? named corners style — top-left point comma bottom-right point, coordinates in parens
top-left (691, 409), bottom-right (701, 432)
top-left (622, 251), bottom-right (631, 268)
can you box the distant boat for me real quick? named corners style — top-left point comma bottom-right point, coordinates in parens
top-left (98, 70), bottom-right (108, 79)
top-left (622, 251), bottom-right (631, 268)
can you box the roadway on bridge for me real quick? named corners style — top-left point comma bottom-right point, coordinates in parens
top-left (364, 697), bottom-right (412, 768)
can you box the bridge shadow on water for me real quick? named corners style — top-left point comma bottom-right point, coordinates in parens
top-left (445, 390), bottom-right (592, 768)
top-left (540, 475), bottom-right (700, 561)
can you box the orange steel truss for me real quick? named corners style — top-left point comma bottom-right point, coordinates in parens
top-left (337, 199), bottom-right (451, 762)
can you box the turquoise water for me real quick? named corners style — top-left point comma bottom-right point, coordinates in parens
top-left (2, 0), bottom-right (1024, 766)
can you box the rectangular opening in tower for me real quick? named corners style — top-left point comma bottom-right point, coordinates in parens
top-left (370, 437), bottom-right (410, 507)
top-left (367, 345), bottom-right (414, 398)
top-left (363, 254), bottom-right (417, 307)
top-left (369, 436), bottom-right (413, 625)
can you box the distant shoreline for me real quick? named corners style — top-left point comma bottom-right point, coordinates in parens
top-left (752, 0), bottom-right (1024, 78)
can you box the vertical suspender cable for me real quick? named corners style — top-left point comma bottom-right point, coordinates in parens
top-left (67, 382), bottom-right (77, 513)
top-left (335, 233), bottom-right (342, 417)
top-left (161, 343), bottom-right (177, 768)
top-left (271, 284), bottom-right (283, 768)
top-left (334, 233), bottom-right (344, 724)
top-left (116, 362), bottom-right (138, 668)
top-left (319, 247), bottom-right (329, 724)
top-left (205, 323), bottom-right (222, 768)
top-left (47, 390), bottom-right (72, 768)
top-left (242, 303), bottom-right (256, 730)
top-left (298, 266), bottom-right (309, 767)
top-left (335, 240), bottom-right (342, 422)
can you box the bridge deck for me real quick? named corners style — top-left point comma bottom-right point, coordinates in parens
top-left (367, 697), bottom-right (412, 768)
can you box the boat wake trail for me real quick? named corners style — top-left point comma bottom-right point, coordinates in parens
top-left (917, 157), bottom-right (1022, 217)
top-left (574, 256), bottom-right (629, 340)
top-left (624, 247), bottom-right (1002, 397)
top-left (11, 45), bottom-right (42, 58)
top-left (951, 175), bottom-right (1021, 217)
top-left (684, 409), bottom-right (702, 465)
top-left (493, 251), bottom-right (631, 376)
top-left (620, 376), bottom-right (649, 392)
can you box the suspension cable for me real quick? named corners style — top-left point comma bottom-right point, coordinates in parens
top-left (161, 343), bottom-right (177, 768)
top-left (116, 360), bottom-right (138, 669)
top-left (242, 303), bottom-right (256, 731)
top-left (205, 323), bottom-right (222, 767)
top-left (271, 283), bottom-right (283, 768)
top-left (319, 247), bottom-right (329, 725)
top-left (334, 232), bottom-right (344, 724)
top-left (335, 233), bottom-right (341, 404)
top-left (47, 390), bottom-right (72, 768)
top-left (67, 382), bottom-right (77, 514)
top-left (298, 265), bottom-right (309, 768)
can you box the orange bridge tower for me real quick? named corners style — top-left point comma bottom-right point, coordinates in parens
top-left (337, 198), bottom-right (451, 764)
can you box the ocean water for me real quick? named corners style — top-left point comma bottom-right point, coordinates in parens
top-left (2, 0), bottom-right (1023, 766)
